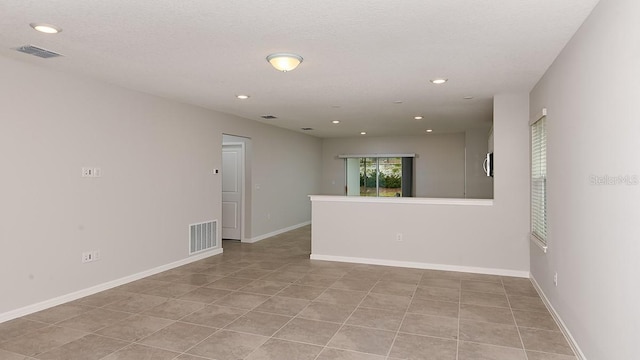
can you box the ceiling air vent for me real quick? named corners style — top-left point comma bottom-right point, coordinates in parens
top-left (14, 45), bottom-right (63, 59)
top-left (301, 128), bottom-right (314, 131)
top-left (261, 115), bottom-right (277, 119)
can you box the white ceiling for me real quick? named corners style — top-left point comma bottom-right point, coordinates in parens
top-left (0, 0), bottom-right (599, 138)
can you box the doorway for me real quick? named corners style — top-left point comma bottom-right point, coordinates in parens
top-left (222, 143), bottom-right (244, 240)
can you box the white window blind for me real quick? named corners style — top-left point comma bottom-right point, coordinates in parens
top-left (531, 112), bottom-right (547, 247)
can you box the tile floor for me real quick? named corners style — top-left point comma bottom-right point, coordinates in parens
top-left (0, 226), bottom-right (576, 359)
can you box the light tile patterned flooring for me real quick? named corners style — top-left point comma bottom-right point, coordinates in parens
top-left (0, 226), bottom-right (576, 359)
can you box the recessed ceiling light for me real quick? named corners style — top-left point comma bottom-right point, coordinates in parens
top-left (414, 116), bottom-right (423, 120)
top-left (360, 132), bottom-right (367, 135)
top-left (430, 79), bottom-right (448, 84)
top-left (30, 23), bottom-right (62, 34)
top-left (236, 95), bottom-right (250, 99)
top-left (463, 96), bottom-right (474, 100)
top-left (332, 120), bottom-right (340, 124)
top-left (426, 129), bottom-right (433, 133)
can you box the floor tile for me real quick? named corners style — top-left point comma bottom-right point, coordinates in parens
top-left (141, 283), bottom-right (200, 298)
top-left (206, 277), bottom-right (254, 290)
top-left (0, 326), bottom-right (87, 357)
top-left (526, 350), bottom-right (577, 360)
top-left (239, 280), bottom-right (289, 295)
top-left (253, 296), bottom-right (310, 316)
top-left (459, 303), bottom-right (515, 325)
top-left (419, 277), bottom-right (461, 290)
top-left (316, 348), bottom-right (386, 360)
top-left (504, 282), bottom-right (539, 297)
top-left (513, 309), bottom-right (559, 331)
top-left (175, 273), bottom-right (224, 286)
top-left (35, 334), bottom-right (128, 360)
top-left (459, 319), bottom-right (522, 348)
top-left (330, 278), bottom-right (378, 292)
top-left (24, 305), bottom-right (93, 324)
top-left (277, 284), bottom-right (326, 300)
top-left (315, 288), bottom-right (367, 306)
top-left (508, 295), bottom-right (548, 312)
top-left (413, 286), bottom-right (460, 303)
top-left (245, 338), bottom-right (322, 360)
top-left (0, 349), bottom-right (37, 360)
top-left (327, 325), bottom-right (396, 356)
top-left (273, 318), bottom-right (340, 345)
top-left (141, 299), bottom-right (204, 320)
top-left (370, 281), bottom-right (417, 297)
top-left (231, 268), bottom-right (274, 280)
top-left (178, 287), bottom-right (232, 303)
top-left (297, 301), bottom-right (356, 323)
top-left (101, 344), bottom-right (179, 360)
top-left (115, 279), bottom-right (166, 293)
top-left (360, 293), bottom-right (412, 312)
top-left (389, 332), bottom-right (457, 360)
top-left (460, 290), bottom-right (509, 308)
top-left (214, 292), bottom-right (270, 310)
top-left (346, 307), bottom-right (405, 331)
top-left (261, 271), bottom-right (306, 283)
top-left (519, 328), bottom-right (575, 356)
top-left (180, 305), bottom-right (247, 328)
top-left (95, 314), bottom-right (172, 342)
top-left (224, 311), bottom-right (292, 336)
top-left (187, 330), bottom-right (268, 360)
top-left (457, 341), bottom-right (527, 360)
top-left (0, 318), bottom-right (49, 342)
top-left (138, 322), bottom-right (216, 352)
top-left (399, 312), bottom-right (458, 339)
top-left (461, 280), bottom-right (506, 294)
top-left (56, 308), bottom-right (131, 332)
top-left (408, 298), bottom-right (459, 318)
top-left (103, 293), bottom-right (167, 313)
top-left (295, 274), bottom-right (339, 288)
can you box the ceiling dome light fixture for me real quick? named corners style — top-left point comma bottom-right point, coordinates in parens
top-left (430, 78), bottom-right (448, 84)
top-left (266, 53), bottom-right (303, 72)
top-left (30, 23), bottom-right (62, 34)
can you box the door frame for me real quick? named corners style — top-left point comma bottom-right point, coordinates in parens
top-left (222, 142), bottom-right (245, 241)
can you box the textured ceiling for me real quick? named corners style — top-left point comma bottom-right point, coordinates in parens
top-left (0, 0), bottom-right (600, 137)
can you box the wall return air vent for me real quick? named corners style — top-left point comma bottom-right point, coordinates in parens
top-left (14, 45), bottom-right (63, 59)
top-left (189, 220), bottom-right (217, 255)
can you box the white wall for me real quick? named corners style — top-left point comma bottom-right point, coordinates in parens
top-left (529, 0), bottom-right (640, 358)
top-left (0, 56), bottom-right (321, 316)
top-left (321, 134), bottom-right (466, 198)
top-left (465, 127), bottom-right (494, 199)
top-left (311, 94), bottom-right (529, 274)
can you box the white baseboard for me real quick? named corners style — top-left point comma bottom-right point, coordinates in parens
top-left (244, 221), bottom-right (311, 244)
top-left (310, 254), bottom-right (530, 278)
top-left (0, 248), bottom-right (223, 324)
top-left (530, 276), bottom-right (586, 360)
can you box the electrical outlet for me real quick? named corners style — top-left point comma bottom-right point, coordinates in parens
top-left (553, 272), bottom-right (558, 286)
top-left (81, 251), bottom-right (92, 263)
top-left (396, 233), bottom-right (403, 242)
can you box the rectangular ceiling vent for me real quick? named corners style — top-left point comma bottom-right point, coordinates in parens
top-left (189, 220), bottom-right (217, 255)
top-left (261, 115), bottom-right (277, 119)
top-left (14, 45), bottom-right (63, 59)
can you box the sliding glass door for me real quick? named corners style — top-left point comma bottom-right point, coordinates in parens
top-left (346, 157), bottom-right (408, 197)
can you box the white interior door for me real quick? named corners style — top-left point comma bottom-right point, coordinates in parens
top-left (222, 144), bottom-right (243, 240)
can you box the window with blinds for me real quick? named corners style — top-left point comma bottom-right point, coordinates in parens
top-left (531, 110), bottom-right (547, 251)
